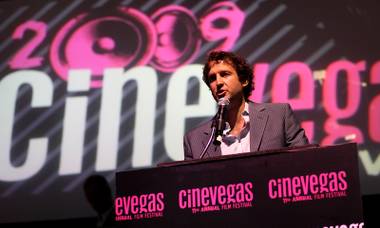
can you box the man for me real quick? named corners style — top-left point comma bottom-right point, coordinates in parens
top-left (183, 51), bottom-right (309, 160)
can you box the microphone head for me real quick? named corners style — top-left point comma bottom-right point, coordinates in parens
top-left (217, 97), bottom-right (230, 106)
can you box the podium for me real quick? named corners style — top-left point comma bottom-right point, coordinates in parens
top-left (114, 143), bottom-right (364, 227)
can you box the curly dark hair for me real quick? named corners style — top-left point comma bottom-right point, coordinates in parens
top-left (202, 51), bottom-right (254, 100)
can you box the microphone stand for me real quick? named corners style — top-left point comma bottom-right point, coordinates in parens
top-left (199, 97), bottom-right (229, 159)
top-left (199, 121), bottom-right (217, 159)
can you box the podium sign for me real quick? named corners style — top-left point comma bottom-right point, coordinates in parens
top-left (115, 143), bottom-right (364, 227)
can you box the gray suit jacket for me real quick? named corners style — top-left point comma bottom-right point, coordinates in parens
top-left (183, 102), bottom-right (309, 160)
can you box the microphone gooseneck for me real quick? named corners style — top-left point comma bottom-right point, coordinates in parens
top-left (199, 126), bottom-right (216, 159)
top-left (199, 97), bottom-right (230, 159)
top-left (215, 97), bottom-right (230, 143)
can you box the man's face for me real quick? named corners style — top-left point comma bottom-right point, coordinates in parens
top-left (207, 61), bottom-right (247, 102)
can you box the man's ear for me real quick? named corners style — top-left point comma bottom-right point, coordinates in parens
top-left (242, 80), bottom-right (249, 87)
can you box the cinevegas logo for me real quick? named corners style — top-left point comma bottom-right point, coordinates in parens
top-left (178, 181), bottom-right (254, 214)
top-left (322, 222), bottom-right (364, 228)
top-left (268, 170), bottom-right (348, 204)
top-left (114, 192), bottom-right (165, 221)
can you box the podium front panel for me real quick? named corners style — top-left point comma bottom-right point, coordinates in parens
top-left (115, 143), bottom-right (364, 227)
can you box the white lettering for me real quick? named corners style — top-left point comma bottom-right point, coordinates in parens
top-left (96, 67), bottom-right (157, 170)
top-left (164, 64), bottom-right (216, 161)
top-left (359, 149), bottom-right (380, 176)
top-left (0, 70), bottom-right (53, 181)
top-left (59, 70), bottom-right (91, 175)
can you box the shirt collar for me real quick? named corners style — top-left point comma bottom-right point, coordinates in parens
top-left (222, 102), bottom-right (250, 139)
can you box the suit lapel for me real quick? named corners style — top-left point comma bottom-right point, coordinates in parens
top-left (201, 122), bottom-right (221, 158)
top-left (249, 102), bottom-right (268, 152)
top-left (205, 142), bottom-right (221, 158)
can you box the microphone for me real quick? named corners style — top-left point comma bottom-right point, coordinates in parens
top-left (199, 97), bottom-right (229, 158)
top-left (215, 97), bottom-right (230, 143)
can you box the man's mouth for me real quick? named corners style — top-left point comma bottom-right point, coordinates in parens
top-left (217, 90), bottom-right (227, 98)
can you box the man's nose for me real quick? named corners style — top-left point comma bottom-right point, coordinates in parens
top-left (216, 75), bottom-right (224, 85)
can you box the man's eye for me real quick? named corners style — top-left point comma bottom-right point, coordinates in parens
top-left (221, 71), bottom-right (230, 77)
